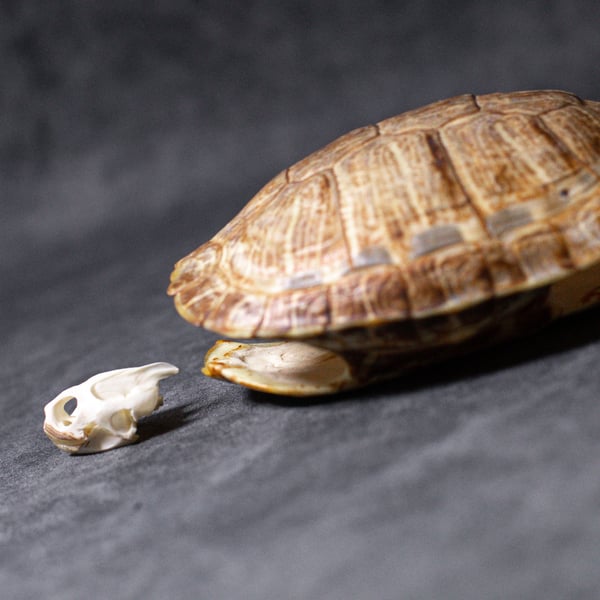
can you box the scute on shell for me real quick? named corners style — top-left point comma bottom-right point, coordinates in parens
top-left (168, 90), bottom-right (600, 339)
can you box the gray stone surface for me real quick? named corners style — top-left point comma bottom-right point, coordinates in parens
top-left (1, 2), bottom-right (600, 598)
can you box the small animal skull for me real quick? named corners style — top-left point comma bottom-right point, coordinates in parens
top-left (43, 362), bottom-right (179, 454)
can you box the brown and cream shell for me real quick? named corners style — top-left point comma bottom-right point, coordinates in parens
top-left (168, 90), bottom-right (600, 395)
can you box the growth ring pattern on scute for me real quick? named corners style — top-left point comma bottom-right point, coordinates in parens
top-left (168, 90), bottom-right (600, 338)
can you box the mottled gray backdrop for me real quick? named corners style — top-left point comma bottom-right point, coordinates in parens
top-left (2, 2), bottom-right (600, 599)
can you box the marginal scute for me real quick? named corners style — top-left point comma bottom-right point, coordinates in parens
top-left (405, 255), bottom-right (447, 316)
top-left (204, 290), bottom-right (266, 338)
top-left (258, 287), bottom-right (330, 337)
top-left (554, 195), bottom-right (600, 267)
top-left (168, 242), bottom-right (222, 296)
top-left (435, 244), bottom-right (493, 307)
top-left (174, 274), bottom-right (227, 327)
top-left (403, 245), bottom-right (494, 317)
top-left (482, 242), bottom-right (527, 294)
top-left (328, 266), bottom-right (410, 328)
top-left (510, 224), bottom-right (573, 283)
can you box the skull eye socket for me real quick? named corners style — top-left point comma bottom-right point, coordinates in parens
top-left (64, 398), bottom-right (77, 415)
top-left (56, 396), bottom-right (77, 426)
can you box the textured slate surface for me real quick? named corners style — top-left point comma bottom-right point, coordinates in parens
top-left (2, 2), bottom-right (600, 598)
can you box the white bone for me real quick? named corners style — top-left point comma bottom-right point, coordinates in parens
top-left (43, 362), bottom-right (179, 454)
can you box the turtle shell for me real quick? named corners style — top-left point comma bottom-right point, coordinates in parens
top-left (168, 90), bottom-right (600, 339)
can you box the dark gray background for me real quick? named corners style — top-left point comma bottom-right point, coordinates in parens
top-left (2, 2), bottom-right (600, 598)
